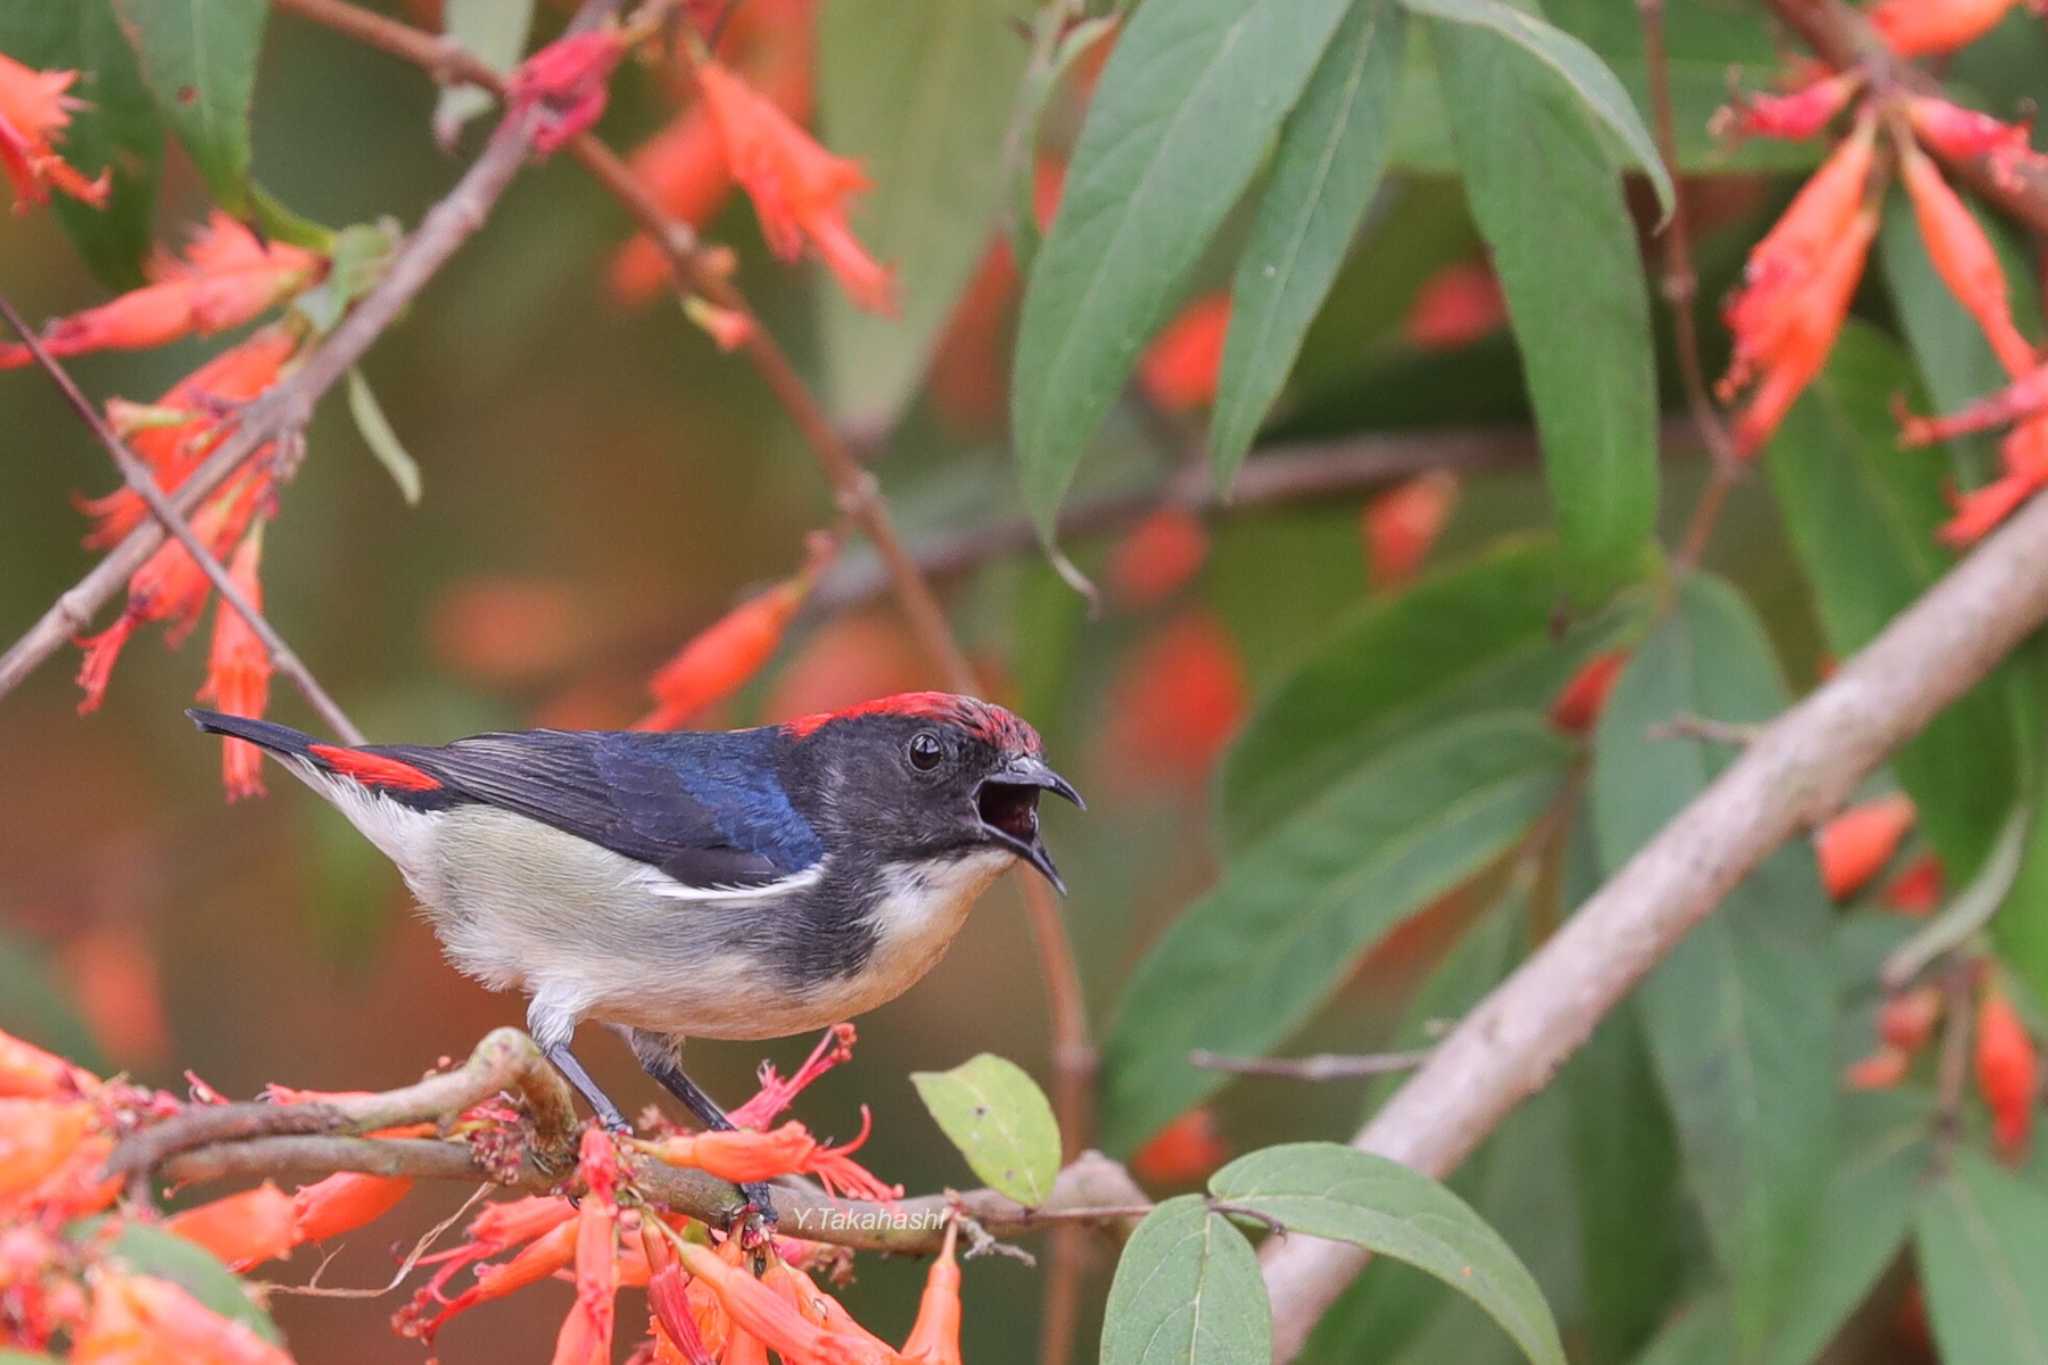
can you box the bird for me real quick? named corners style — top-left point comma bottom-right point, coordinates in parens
top-left (187, 692), bottom-right (1081, 1222)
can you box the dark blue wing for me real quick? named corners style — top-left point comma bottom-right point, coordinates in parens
top-left (381, 728), bottom-right (823, 888)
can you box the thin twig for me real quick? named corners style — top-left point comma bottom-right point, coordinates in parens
top-left (0, 293), bottom-right (365, 744)
top-left (1188, 1047), bottom-right (1435, 1081)
top-left (1931, 958), bottom-right (1978, 1163)
top-left (1645, 712), bottom-right (1766, 746)
top-left (0, 35), bottom-right (599, 705)
top-left (1261, 461), bottom-right (2048, 1357)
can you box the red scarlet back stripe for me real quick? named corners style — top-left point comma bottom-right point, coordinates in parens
top-left (308, 744), bottom-right (441, 792)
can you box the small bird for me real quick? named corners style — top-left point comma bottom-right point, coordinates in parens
top-left (188, 693), bottom-right (1080, 1220)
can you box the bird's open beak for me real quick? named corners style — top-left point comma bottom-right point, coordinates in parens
top-left (976, 755), bottom-right (1084, 896)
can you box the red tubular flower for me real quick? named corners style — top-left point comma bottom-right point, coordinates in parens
top-left (1549, 651), bottom-right (1629, 735)
top-left (0, 215), bottom-right (321, 369)
top-left (727, 1022), bottom-right (857, 1131)
top-left (0, 1027), bottom-right (100, 1098)
top-left (1843, 1046), bottom-right (1910, 1091)
top-left (669, 1240), bottom-right (892, 1365)
top-left (1131, 1108), bottom-right (1231, 1187)
top-left (418, 1214), bottom-right (580, 1339)
top-left (79, 326), bottom-right (298, 549)
top-left (0, 51), bottom-right (108, 210)
top-left (1899, 139), bottom-right (2038, 377)
top-left (410, 1194), bottom-right (577, 1317)
top-left (1137, 292), bottom-right (1231, 413)
top-left (1906, 95), bottom-right (2043, 197)
top-left (1364, 471), bottom-right (1460, 586)
top-left (196, 526), bottom-right (273, 801)
top-left (636, 1110), bottom-right (901, 1202)
top-left (508, 29), bottom-right (629, 154)
top-left (291, 1172), bottom-right (412, 1244)
top-left (0, 1100), bottom-right (93, 1204)
top-left (1404, 259), bottom-right (1507, 350)
top-left (550, 1129), bottom-right (621, 1365)
top-left (1729, 204), bottom-right (1880, 456)
top-left (1869, 0), bottom-right (2021, 55)
top-left (165, 1182), bottom-right (299, 1271)
top-left (1878, 986), bottom-right (1944, 1053)
top-left (76, 1271), bottom-right (295, 1365)
top-left (1105, 610), bottom-right (1250, 786)
top-left (1901, 361), bottom-right (2048, 447)
top-left (1976, 985), bottom-right (2038, 1161)
top-left (898, 1219), bottom-right (963, 1364)
top-left (1814, 792), bottom-right (1916, 900)
top-left (1884, 851), bottom-right (1944, 914)
top-left (697, 60), bottom-right (894, 313)
top-left (1940, 416), bottom-right (2048, 545)
top-left (635, 539), bottom-right (833, 731)
top-left (75, 469), bottom-right (269, 713)
top-left (1108, 506), bottom-right (1210, 609)
top-left (1710, 71), bottom-right (1863, 142)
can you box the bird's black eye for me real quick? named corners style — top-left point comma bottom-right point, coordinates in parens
top-left (907, 730), bottom-right (944, 771)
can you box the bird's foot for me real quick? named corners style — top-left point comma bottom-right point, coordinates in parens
top-left (735, 1180), bottom-right (779, 1246)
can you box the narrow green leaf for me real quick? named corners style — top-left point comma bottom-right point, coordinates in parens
top-left (1591, 575), bottom-right (1835, 1359)
top-left (1100, 1194), bottom-right (1270, 1365)
top-left (1915, 1148), bottom-right (2048, 1364)
top-left (112, 0), bottom-right (266, 214)
top-left (909, 1053), bottom-right (1060, 1206)
top-left (1211, 1143), bottom-right (1566, 1365)
top-left (1430, 4), bottom-right (1658, 597)
top-left (76, 1219), bottom-right (284, 1343)
top-left (815, 0), bottom-right (1029, 433)
top-left (1010, 0), bottom-right (1352, 533)
top-left (1761, 1089), bottom-right (1931, 1365)
top-left (1220, 536), bottom-right (1647, 851)
top-left (1403, 0), bottom-right (1671, 217)
top-left (1208, 0), bottom-right (1407, 487)
top-left (0, 2), bottom-right (162, 287)
top-left (1629, 1299), bottom-right (1735, 1365)
top-left (433, 0), bottom-right (533, 145)
top-left (1102, 712), bottom-right (1571, 1153)
top-left (1004, 16), bottom-right (1116, 280)
top-left (346, 369), bottom-right (422, 506)
top-left (1767, 323), bottom-right (2021, 880)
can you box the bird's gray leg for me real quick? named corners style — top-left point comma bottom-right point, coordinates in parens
top-left (625, 1027), bottom-right (778, 1228)
top-left (527, 999), bottom-right (630, 1134)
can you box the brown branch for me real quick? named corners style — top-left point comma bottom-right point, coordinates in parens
top-left (1764, 0), bottom-right (2048, 236)
top-left (0, 21), bottom-right (608, 705)
top-left (0, 293), bottom-right (366, 744)
top-left (1189, 1048), bottom-right (1434, 1081)
top-left (1637, 0), bottom-right (1742, 576)
top-left (1261, 449), bottom-right (2048, 1356)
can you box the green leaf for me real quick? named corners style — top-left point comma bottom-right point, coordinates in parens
top-left (1403, 0), bottom-right (1671, 218)
top-left (432, 0), bottom-right (532, 145)
top-left (0, 2), bottom-right (162, 288)
top-left (1208, 0), bottom-right (1407, 487)
top-left (112, 0), bottom-right (266, 215)
top-left (1765, 322), bottom-right (2021, 880)
top-left (815, 0), bottom-right (1029, 433)
top-left (1211, 1143), bottom-right (1566, 1365)
top-left (1760, 1089), bottom-right (1931, 1365)
top-left (1429, 4), bottom-right (1658, 597)
top-left (1591, 575), bottom-right (1836, 1359)
top-left (1003, 16), bottom-right (1116, 280)
top-left (76, 1219), bottom-right (284, 1343)
top-left (293, 220), bottom-right (397, 335)
top-left (1629, 1300), bottom-right (1735, 1365)
top-left (909, 1053), bottom-right (1061, 1205)
top-left (346, 369), bottom-right (422, 506)
top-left (1220, 536), bottom-right (1647, 850)
top-left (1915, 1148), bottom-right (2048, 1364)
top-left (1101, 1195), bottom-right (1270, 1365)
top-left (1102, 712), bottom-right (1571, 1154)
top-left (1010, 0), bottom-right (1353, 533)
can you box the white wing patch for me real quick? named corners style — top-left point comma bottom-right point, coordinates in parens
top-left (633, 863), bottom-right (824, 904)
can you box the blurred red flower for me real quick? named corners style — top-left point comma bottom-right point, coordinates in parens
top-left (1362, 471), bottom-right (1458, 587)
top-left (1105, 610), bottom-right (1250, 786)
top-left (1814, 792), bottom-right (1916, 901)
top-left (1405, 259), bottom-right (1506, 350)
top-left (1108, 506), bottom-right (1209, 610)
top-left (1131, 1107), bottom-right (1230, 1186)
top-left (0, 50), bottom-right (108, 210)
top-left (1137, 292), bottom-right (1230, 413)
top-left (1549, 651), bottom-right (1628, 735)
top-left (1976, 984), bottom-right (2038, 1161)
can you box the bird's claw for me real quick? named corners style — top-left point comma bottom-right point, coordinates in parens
top-left (735, 1181), bottom-right (779, 1247)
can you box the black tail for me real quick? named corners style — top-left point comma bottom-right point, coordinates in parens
top-left (186, 708), bottom-right (323, 758)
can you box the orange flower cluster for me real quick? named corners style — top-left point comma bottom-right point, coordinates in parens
top-left (1717, 13), bottom-right (2048, 540)
top-left (1813, 792), bottom-right (1917, 901)
top-left (0, 214), bottom-right (322, 370)
top-left (610, 0), bottom-right (815, 305)
top-left (164, 1170), bottom-right (414, 1273)
top-left (635, 1108), bottom-right (902, 1203)
top-left (635, 536), bottom-right (837, 731)
top-left (0, 50), bottom-right (109, 210)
